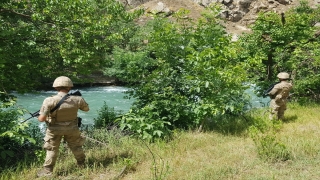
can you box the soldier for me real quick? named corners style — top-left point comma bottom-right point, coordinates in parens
top-left (268, 72), bottom-right (292, 120)
top-left (37, 76), bottom-right (89, 177)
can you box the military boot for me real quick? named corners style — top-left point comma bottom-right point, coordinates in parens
top-left (77, 160), bottom-right (85, 168)
top-left (37, 167), bottom-right (53, 177)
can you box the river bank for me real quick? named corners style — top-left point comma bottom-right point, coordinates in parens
top-left (36, 73), bottom-right (125, 91)
top-left (2, 103), bottom-right (319, 179)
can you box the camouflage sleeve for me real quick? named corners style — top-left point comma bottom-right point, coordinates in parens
top-left (79, 98), bottom-right (89, 112)
top-left (39, 97), bottom-right (53, 116)
top-left (268, 85), bottom-right (280, 99)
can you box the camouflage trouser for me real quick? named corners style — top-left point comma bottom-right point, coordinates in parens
top-left (269, 99), bottom-right (287, 120)
top-left (42, 125), bottom-right (85, 171)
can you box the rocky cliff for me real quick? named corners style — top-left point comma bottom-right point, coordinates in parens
top-left (119, 0), bottom-right (319, 37)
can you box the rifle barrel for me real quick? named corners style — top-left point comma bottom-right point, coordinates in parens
top-left (21, 110), bottom-right (40, 123)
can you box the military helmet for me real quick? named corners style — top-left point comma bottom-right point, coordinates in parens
top-left (277, 72), bottom-right (290, 79)
top-left (52, 76), bottom-right (74, 87)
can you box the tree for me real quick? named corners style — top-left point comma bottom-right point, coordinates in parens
top-left (237, 1), bottom-right (320, 100)
top-left (0, 0), bottom-right (143, 93)
top-left (112, 6), bottom-right (250, 140)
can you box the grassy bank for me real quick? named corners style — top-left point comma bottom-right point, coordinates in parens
top-left (1, 102), bottom-right (320, 180)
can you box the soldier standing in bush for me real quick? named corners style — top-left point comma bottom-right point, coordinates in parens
top-left (37, 76), bottom-right (89, 177)
top-left (268, 72), bottom-right (292, 120)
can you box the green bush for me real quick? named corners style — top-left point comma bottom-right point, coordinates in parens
top-left (0, 97), bottom-right (40, 171)
top-left (93, 102), bottom-right (123, 129)
top-left (118, 110), bottom-right (172, 141)
top-left (249, 124), bottom-right (291, 162)
top-left (112, 6), bottom-right (250, 140)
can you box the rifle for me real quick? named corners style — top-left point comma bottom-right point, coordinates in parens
top-left (263, 82), bottom-right (280, 98)
top-left (21, 89), bottom-right (82, 123)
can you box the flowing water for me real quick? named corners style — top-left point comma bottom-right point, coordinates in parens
top-left (13, 85), bottom-right (269, 126)
top-left (14, 86), bottom-right (134, 126)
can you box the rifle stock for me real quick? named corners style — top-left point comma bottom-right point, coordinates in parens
top-left (21, 90), bottom-right (82, 123)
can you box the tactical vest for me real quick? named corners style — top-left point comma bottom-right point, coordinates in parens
top-left (49, 94), bottom-right (79, 123)
top-left (271, 81), bottom-right (292, 102)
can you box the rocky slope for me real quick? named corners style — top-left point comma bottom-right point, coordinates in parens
top-left (119, 0), bottom-right (319, 39)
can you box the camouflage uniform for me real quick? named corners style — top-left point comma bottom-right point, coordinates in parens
top-left (268, 73), bottom-right (292, 120)
top-left (38, 76), bottom-right (89, 175)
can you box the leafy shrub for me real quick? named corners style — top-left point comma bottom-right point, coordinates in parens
top-left (93, 102), bottom-right (123, 129)
top-left (113, 6), bottom-right (250, 140)
top-left (249, 124), bottom-right (291, 162)
top-left (0, 103), bottom-right (39, 171)
top-left (118, 110), bottom-right (172, 141)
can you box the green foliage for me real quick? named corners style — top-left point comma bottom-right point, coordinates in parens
top-left (110, 5), bottom-right (250, 140)
top-left (93, 102), bottom-right (122, 128)
top-left (118, 110), bottom-right (172, 140)
top-left (249, 122), bottom-right (291, 162)
top-left (237, 0), bottom-right (320, 100)
top-left (0, 0), bottom-right (143, 92)
top-left (34, 149), bottom-right (46, 163)
top-left (0, 108), bottom-right (35, 170)
top-left (0, 94), bottom-right (42, 171)
top-left (104, 47), bottom-right (157, 84)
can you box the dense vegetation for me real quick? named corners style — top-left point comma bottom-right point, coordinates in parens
top-left (0, 0), bottom-right (319, 175)
top-left (237, 1), bottom-right (320, 99)
top-left (1, 103), bottom-right (320, 179)
top-left (0, 0), bottom-right (143, 92)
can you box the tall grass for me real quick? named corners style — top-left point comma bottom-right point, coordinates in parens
top-left (2, 103), bottom-right (320, 180)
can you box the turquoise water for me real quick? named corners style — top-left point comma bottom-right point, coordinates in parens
top-left (14, 85), bottom-right (269, 126)
top-left (14, 86), bottom-right (134, 125)
top-left (245, 85), bottom-right (270, 109)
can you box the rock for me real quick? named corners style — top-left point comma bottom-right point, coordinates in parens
top-left (276, 0), bottom-right (291, 5)
top-left (122, 0), bottom-right (316, 35)
top-left (148, 2), bottom-right (165, 14)
top-left (220, 10), bottom-right (229, 19)
top-left (223, 0), bottom-right (233, 5)
top-left (230, 10), bottom-right (244, 22)
top-left (238, 0), bottom-right (254, 10)
top-left (252, 2), bottom-right (268, 13)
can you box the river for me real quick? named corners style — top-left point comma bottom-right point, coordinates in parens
top-left (14, 86), bottom-right (135, 126)
top-left (13, 86), bottom-right (269, 126)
